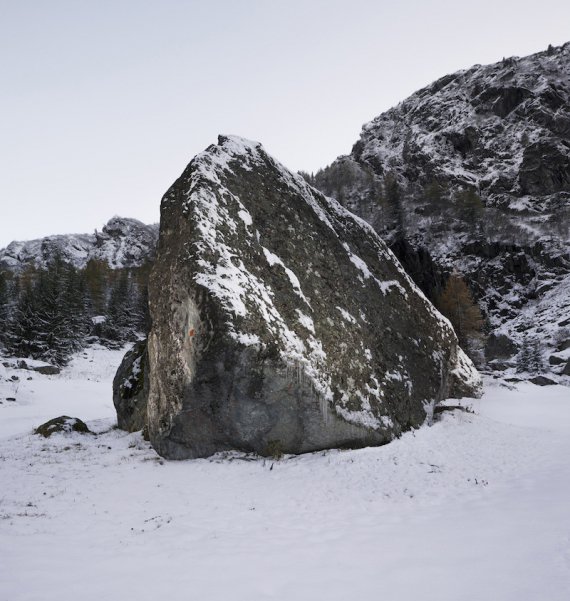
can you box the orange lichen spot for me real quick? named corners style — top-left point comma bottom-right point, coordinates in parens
top-left (188, 328), bottom-right (196, 337)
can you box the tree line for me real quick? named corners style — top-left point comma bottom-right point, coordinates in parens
top-left (0, 256), bottom-right (150, 366)
top-left (302, 164), bottom-right (486, 240)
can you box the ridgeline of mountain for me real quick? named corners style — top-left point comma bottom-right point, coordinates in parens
top-left (0, 217), bottom-right (158, 272)
top-left (309, 42), bottom-right (570, 379)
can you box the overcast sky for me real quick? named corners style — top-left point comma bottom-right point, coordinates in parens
top-left (1, 0), bottom-right (569, 247)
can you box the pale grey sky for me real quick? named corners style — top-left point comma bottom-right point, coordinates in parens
top-left (1, 0), bottom-right (569, 247)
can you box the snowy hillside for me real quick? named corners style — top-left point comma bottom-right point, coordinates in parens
top-left (311, 42), bottom-right (570, 377)
top-left (0, 216), bottom-right (158, 272)
top-left (355, 42), bottom-right (570, 213)
top-left (1, 346), bottom-right (570, 600)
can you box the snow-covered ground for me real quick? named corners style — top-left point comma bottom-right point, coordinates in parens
top-left (0, 345), bottom-right (126, 440)
top-left (1, 347), bottom-right (569, 600)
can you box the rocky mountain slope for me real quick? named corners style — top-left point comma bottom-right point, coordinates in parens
top-left (0, 216), bottom-right (158, 272)
top-left (311, 42), bottom-right (570, 378)
top-left (146, 135), bottom-right (480, 459)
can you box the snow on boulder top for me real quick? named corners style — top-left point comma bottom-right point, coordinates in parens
top-left (146, 135), bottom-right (481, 460)
top-left (0, 217), bottom-right (159, 272)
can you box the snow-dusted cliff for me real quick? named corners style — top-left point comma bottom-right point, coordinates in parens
top-left (357, 43), bottom-right (570, 212)
top-left (312, 43), bottom-right (570, 379)
top-left (0, 216), bottom-right (158, 272)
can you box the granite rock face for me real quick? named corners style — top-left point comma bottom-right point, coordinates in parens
top-left (147, 136), bottom-right (481, 459)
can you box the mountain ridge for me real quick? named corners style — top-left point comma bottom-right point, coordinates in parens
top-left (0, 216), bottom-right (159, 272)
top-left (310, 42), bottom-right (570, 380)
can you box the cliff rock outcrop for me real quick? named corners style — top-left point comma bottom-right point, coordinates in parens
top-left (311, 43), bottom-right (570, 378)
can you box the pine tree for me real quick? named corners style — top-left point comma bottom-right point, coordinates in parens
top-left (5, 257), bottom-right (89, 365)
top-left (84, 258), bottom-right (110, 315)
top-left (132, 262), bottom-right (152, 333)
top-left (103, 270), bottom-right (138, 342)
top-left (133, 278), bottom-right (150, 334)
top-left (4, 275), bottom-right (20, 331)
top-left (33, 259), bottom-right (77, 365)
top-left (516, 333), bottom-right (532, 373)
top-left (64, 265), bottom-right (92, 341)
top-left (437, 273), bottom-right (484, 354)
top-left (529, 337), bottom-right (545, 374)
top-left (5, 279), bottom-right (44, 358)
top-left (516, 331), bottom-right (544, 374)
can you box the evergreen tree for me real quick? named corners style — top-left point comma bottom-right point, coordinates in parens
top-left (84, 258), bottom-right (110, 315)
top-left (4, 275), bottom-right (20, 332)
top-left (133, 276), bottom-right (150, 334)
top-left (298, 171), bottom-right (315, 185)
top-left (132, 262), bottom-right (152, 333)
top-left (4, 279), bottom-right (44, 358)
top-left (516, 333), bottom-right (532, 373)
top-left (34, 268), bottom-right (60, 360)
top-left (3, 253), bottom-right (151, 360)
top-left (516, 331), bottom-right (544, 374)
top-left (64, 265), bottom-right (92, 341)
top-left (5, 257), bottom-right (88, 365)
top-left (529, 337), bottom-right (545, 374)
top-left (32, 258), bottom-right (79, 365)
top-left (103, 270), bottom-right (140, 341)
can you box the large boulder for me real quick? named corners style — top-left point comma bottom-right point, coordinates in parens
top-left (112, 340), bottom-right (149, 432)
top-left (147, 136), bottom-right (481, 459)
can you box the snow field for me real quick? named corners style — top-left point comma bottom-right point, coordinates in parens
top-left (1, 348), bottom-right (569, 600)
top-left (0, 345), bottom-right (127, 440)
